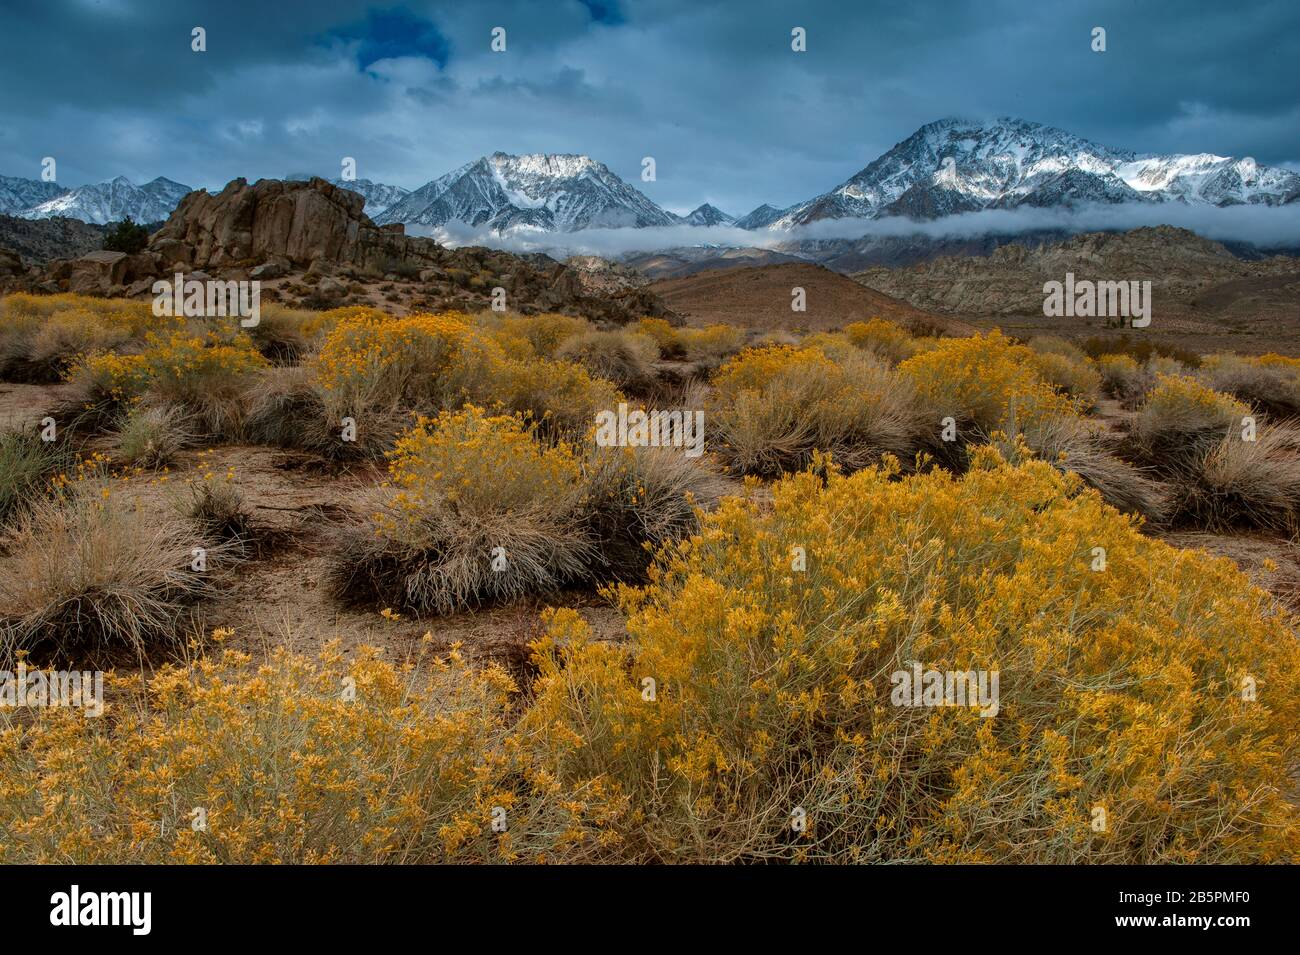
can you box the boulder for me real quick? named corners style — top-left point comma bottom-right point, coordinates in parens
top-left (67, 250), bottom-right (129, 294)
top-left (0, 247), bottom-right (25, 277)
top-left (149, 176), bottom-right (442, 274)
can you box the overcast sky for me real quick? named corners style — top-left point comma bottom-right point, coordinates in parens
top-left (2, 0), bottom-right (1297, 216)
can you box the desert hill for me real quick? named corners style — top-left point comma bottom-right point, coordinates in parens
top-left (649, 261), bottom-right (966, 334)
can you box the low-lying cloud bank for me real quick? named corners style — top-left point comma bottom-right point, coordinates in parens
top-left (410, 200), bottom-right (1300, 258)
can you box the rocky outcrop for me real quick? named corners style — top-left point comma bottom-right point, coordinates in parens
top-left (8, 177), bottom-right (676, 324)
top-left (149, 176), bottom-right (441, 273)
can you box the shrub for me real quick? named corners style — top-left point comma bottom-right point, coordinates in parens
top-left (897, 331), bottom-right (1077, 439)
top-left (582, 444), bottom-right (729, 580)
top-left (479, 313), bottom-right (592, 360)
top-left (1030, 350), bottom-right (1102, 408)
top-left (102, 216), bottom-right (149, 254)
top-left (242, 365), bottom-right (382, 460)
top-left (1166, 429), bottom-right (1300, 532)
top-left (636, 317), bottom-right (686, 359)
top-left (1198, 354), bottom-right (1300, 418)
top-left (676, 324), bottom-right (746, 368)
top-left (111, 403), bottom-right (193, 469)
top-left (1129, 375), bottom-right (1250, 463)
top-left (245, 304), bottom-right (332, 363)
top-left (0, 477), bottom-right (220, 664)
top-left (64, 332), bottom-right (267, 437)
top-left (0, 293), bottom-right (164, 383)
top-left (844, 318), bottom-right (916, 364)
top-left (312, 310), bottom-right (474, 415)
top-left (0, 427), bottom-right (72, 526)
top-left (330, 407), bottom-right (592, 614)
top-left (470, 354), bottom-right (623, 440)
top-left (996, 416), bottom-right (1167, 522)
top-left (710, 346), bottom-right (924, 477)
top-left (0, 644), bottom-right (528, 863)
top-left (555, 329), bottom-right (659, 392)
top-left (1094, 353), bottom-right (1150, 406)
top-left (520, 449), bottom-right (1300, 863)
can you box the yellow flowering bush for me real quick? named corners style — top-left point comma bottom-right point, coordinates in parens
top-left (844, 318), bottom-right (917, 364)
top-left (677, 323), bottom-right (747, 366)
top-left (312, 310), bottom-right (474, 412)
top-left (469, 353), bottom-right (623, 438)
top-left (520, 449), bottom-right (1300, 863)
top-left (0, 644), bottom-right (534, 863)
top-left (478, 312), bottom-right (592, 360)
top-left (635, 317), bottom-right (684, 358)
top-left (0, 293), bottom-right (172, 383)
top-left (1130, 374), bottom-right (1250, 461)
top-left (1196, 353), bottom-right (1300, 417)
top-left (1030, 350), bottom-right (1102, 407)
top-left (333, 406), bottom-right (592, 614)
top-left (898, 331), bottom-right (1078, 435)
top-left (66, 332), bottom-right (268, 436)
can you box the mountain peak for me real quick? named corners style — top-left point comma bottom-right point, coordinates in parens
top-left (375, 151), bottom-right (675, 232)
top-left (682, 203), bottom-right (735, 226)
top-left (768, 116), bottom-right (1298, 228)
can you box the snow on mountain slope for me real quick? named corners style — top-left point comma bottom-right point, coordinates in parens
top-left (732, 203), bottom-right (787, 229)
top-left (768, 117), bottom-right (1300, 228)
top-left (374, 152), bottom-right (678, 232)
top-left (681, 203), bottom-right (735, 226)
top-left (327, 178), bottom-right (411, 219)
top-left (0, 176), bottom-right (69, 215)
top-left (19, 176), bottom-right (192, 224)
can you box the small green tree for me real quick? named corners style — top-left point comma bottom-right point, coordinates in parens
top-left (103, 216), bottom-right (149, 254)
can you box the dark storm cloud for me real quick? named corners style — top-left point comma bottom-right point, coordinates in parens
top-left (0, 0), bottom-right (1295, 222)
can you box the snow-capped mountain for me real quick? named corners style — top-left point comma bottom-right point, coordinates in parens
top-left (19, 176), bottom-right (191, 224)
top-left (0, 176), bottom-right (69, 216)
top-left (328, 178), bottom-right (410, 219)
top-left (732, 204), bottom-right (785, 229)
top-left (375, 152), bottom-right (678, 232)
top-left (681, 203), bottom-right (735, 226)
top-left (765, 117), bottom-right (1300, 228)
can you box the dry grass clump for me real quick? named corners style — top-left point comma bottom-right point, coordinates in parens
top-left (0, 293), bottom-right (166, 383)
top-left (710, 345), bottom-right (925, 477)
top-left (554, 329), bottom-right (659, 392)
top-left (1197, 353), bottom-right (1300, 418)
top-left (0, 427), bottom-right (73, 526)
top-left (185, 473), bottom-right (254, 545)
top-left (582, 444), bottom-right (729, 580)
top-left (844, 318), bottom-right (917, 364)
top-left (111, 403), bottom-right (194, 469)
top-left (1165, 429), bottom-right (1300, 532)
top-left (1129, 374), bottom-right (1250, 463)
top-left (331, 407), bottom-right (592, 614)
top-left (0, 477), bottom-right (219, 664)
top-left (520, 449), bottom-right (1300, 863)
top-left (1094, 353), bottom-right (1150, 406)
